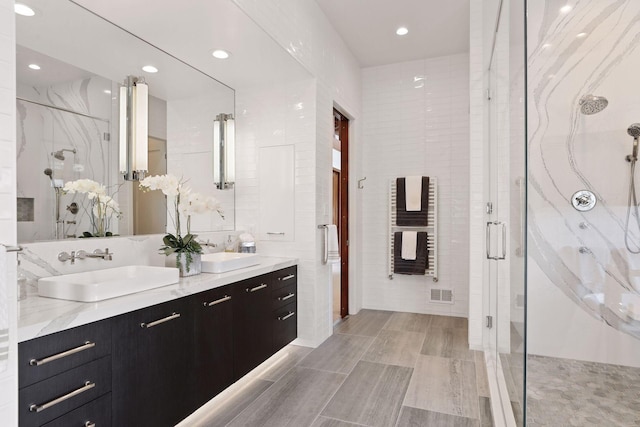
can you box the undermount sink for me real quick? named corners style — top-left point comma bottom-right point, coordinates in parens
top-left (38, 265), bottom-right (180, 302)
top-left (201, 252), bottom-right (260, 273)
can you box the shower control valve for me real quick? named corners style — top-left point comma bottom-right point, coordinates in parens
top-left (571, 190), bottom-right (597, 212)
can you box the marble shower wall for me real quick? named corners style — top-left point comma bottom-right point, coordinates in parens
top-left (16, 76), bottom-right (115, 242)
top-left (528, 0), bottom-right (640, 366)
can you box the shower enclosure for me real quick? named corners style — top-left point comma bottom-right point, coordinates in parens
top-left (486, 0), bottom-right (640, 425)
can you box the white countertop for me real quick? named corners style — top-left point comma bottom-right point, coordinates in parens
top-left (18, 256), bottom-right (297, 343)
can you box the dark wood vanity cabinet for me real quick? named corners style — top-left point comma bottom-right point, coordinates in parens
top-left (191, 284), bottom-right (235, 408)
top-left (232, 275), bottom-right (274, 379)
top-left (19, 266), bottom-right (298, 427)
top-left (111, 297), bottom-right (193, 427)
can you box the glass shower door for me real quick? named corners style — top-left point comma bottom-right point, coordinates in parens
top-left (486, 0), bottom-right (526, 425)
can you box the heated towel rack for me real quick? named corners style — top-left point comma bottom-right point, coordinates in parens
top-left (388, 178), bottom-right (438, 281)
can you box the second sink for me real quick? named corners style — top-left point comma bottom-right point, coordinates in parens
top-left (201, 252), bottom-right (260, 273)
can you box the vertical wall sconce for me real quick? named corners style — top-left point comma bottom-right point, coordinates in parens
top-left (119, 75), bottom-right (149, 181)
top-left (213, 113), bottom-right (235, 189)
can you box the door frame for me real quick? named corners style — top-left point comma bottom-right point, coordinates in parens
top-left (334, 109), bottom-right (349, 318)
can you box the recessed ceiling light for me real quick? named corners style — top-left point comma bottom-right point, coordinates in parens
top-left (14, 3), bottom-right (35, 17)
top-left (212, 49), bottom-right (230, 59)
top-left (28, 64), bottom-right (40, 70)
top-left (104, 89), bottom-right (111, 94)
top-left (142, 65), bottom-right (158, 73)
top-left (560, 5), bottom-right (572, 14)
top-left (576, 32), bottom-right (588, 38)
top-left (396, 27), bottom-right (409, 36)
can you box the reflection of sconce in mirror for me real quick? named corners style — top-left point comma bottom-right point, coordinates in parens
top-left (213, 113), bottom-right (235, 189)
top-left (119, 75), bottom-right (149, 181)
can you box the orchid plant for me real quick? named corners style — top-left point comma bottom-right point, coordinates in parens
top-left (139, 174), bottom-right (224, 271)
top-left (63, 179), bottom-right (122, 237)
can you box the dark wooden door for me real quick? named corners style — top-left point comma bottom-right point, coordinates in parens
top-left (232, 274), bottom-right (273, 379)
top-left (192, 284), bottom-right (234, 408)
top-left (111, 297), bottom-right (192, 427)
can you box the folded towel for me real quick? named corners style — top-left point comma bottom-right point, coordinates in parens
top-left (401, 231), bottom-right (417, 260)
top-left (327, 224), bottom-right (340, 263)
top-left (396, 177), bottom-right (429, 226)
top-left (394, 231), bottom-right (428, 275)
top-left (405, 176), bottom-right (422, 211)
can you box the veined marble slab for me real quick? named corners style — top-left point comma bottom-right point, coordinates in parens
top-left (18, 256), bottom-right (297, 343)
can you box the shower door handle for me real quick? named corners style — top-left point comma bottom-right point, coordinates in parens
top-left (486, 221), bottom-right (507, 260)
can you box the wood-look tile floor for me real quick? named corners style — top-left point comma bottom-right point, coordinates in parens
top-left (188, 310), bottom-right (493, 427)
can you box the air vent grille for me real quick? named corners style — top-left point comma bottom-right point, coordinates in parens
top-left (430, 288), bottom-right (454, 304)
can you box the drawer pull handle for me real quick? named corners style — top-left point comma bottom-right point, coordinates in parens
top-left (85, 422), bottom-right (96, 427)
top-left (246, 283), bottom-right (268, 293)
top-left (29, 341), bottom-right (95, 366)
top-left (279, 274), bottom-right (295, 281)
top-left (266, 232), bottom-right (285, 235)
top-left (29, 381), bottom-right (95, 413)
top-left (278, 311), bottom-right (295, 321)
top-left (278, 293), bottom-right (295, 301)
top-left (140, 312), bottom-right (181, 328)
top-left (204, 295), bottom-right (232, 306)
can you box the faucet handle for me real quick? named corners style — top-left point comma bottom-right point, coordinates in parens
top-left (103, 248), bottom-right (112, 261)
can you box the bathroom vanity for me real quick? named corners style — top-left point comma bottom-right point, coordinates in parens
top-left (17, 258), bottom-right (297, 427)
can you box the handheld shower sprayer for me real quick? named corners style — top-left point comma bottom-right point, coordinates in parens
top-left (627, 123), bottom-right (640, 162)
top-left (624, 123), bottom-right (640, 253)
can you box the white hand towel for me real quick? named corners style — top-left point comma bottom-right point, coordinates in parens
top-left (401, 231), bottom-right (418, 260)
top-left (327, 224), bottom-right (340, 263)
top-left (405, 176), bottom-right (422, 211)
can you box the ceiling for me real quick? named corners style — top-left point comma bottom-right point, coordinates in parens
top-left (315, 0), bottom-right (470, 67)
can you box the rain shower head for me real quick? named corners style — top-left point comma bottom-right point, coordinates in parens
top-left (579, 94), bottom-right (608, 115)
top-left (51, 148), bottom-right (77, 161)
top-left (628, 123), bottom-right (640, 139)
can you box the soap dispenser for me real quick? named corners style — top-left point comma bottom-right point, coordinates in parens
top-left (224, 235), bottom-right (236, 252)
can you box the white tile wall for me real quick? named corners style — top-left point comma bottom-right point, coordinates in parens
top-left (0, 0), bottom-right (17, 423)
top-left (232, 0), bottom-right (363, 346)
top-left (360, 55), bottom-right (470, 317)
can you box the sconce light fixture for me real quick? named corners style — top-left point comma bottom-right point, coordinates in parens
top-left (119, 75), bottom-right (148, 181)
top-left (213, 113), bottom-right (235, 189)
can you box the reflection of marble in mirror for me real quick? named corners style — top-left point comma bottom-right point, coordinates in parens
top-left (16, 0), bottom-right (235, 243)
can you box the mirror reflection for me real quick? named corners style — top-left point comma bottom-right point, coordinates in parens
top-left (16, 0), bottom-right (235, 243)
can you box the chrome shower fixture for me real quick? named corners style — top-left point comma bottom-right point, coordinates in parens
top-left (579, 94), bottom-right (608, 115)
top-left (626, 123), bottom-right (640, 163)
top-left (51, 148), bottom-right (77, 161)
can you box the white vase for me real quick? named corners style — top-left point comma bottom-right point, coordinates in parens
top-left (166, 252), bottom-right (202, 277)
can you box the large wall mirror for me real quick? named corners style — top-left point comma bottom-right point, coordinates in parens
top-left (16, 0), bottom-right (235, 243)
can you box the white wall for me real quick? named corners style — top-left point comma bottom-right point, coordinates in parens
top-left (468, 0), bottom-right (490, 350)
top-left (360, 55), bottom-right (470, 317)
top-left (0, 0), bottom-right (17, 423)
top-left (527, 0), bottom-right (640, 366)
top-left (232, 0), bottom-right (363, 346)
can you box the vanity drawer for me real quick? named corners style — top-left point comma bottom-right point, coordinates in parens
top-left (272, 283), bottom-right (297, 310)
top-left (272, 266), bottom-right (297, 290)
top-left (273, 302), bottom-right (297, 352)
top-left (20, 320), bottom-right (111, 388)
top-left (42, 393), bottom-right (111, 427)
top-left (19, 356), bottom-right (111, 427)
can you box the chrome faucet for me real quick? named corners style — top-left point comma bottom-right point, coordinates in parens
top-left (81, 248), bottom-right (113, 261)
top-left (58, 248), bottom-right (113, 264)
